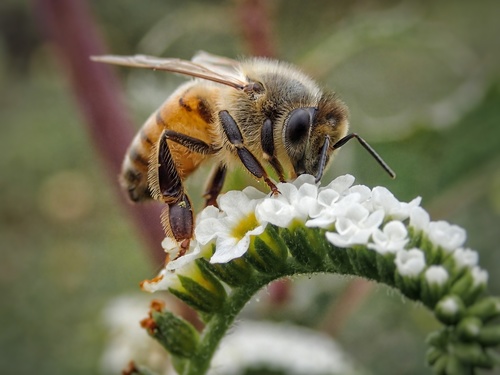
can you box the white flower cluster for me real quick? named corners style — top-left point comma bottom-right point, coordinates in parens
top-left (209, 321), bottom-right (361, 375)
top-left (100, 295), bottom-right (174, 375)
top-left (142, 174), bottom-right (487, 292)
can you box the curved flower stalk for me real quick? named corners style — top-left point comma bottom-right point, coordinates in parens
top-left (137, 175), bottom-right (500, 375)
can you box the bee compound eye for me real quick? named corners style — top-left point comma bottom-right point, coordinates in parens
top-left (286, 107), bottom-right (314, 144)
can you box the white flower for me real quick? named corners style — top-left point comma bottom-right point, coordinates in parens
top-left (370, 186), bottom-right (422, 220)
top-left (148, 174), bottom-right (473, 284)
top-left (161, 236), bottom-right (180, 253)
top-left (141, 268), bottom-right (181, 293)
top-left (165, 241), bottom-right (205, 271)
top-left (100, 295), bottom-right (173, 375)
top-left (471, 266), bottom-right (488, 287)
top-left (425, 266), bottom-right (449, 286)
top-left (255, 178), bottom-right (318, 227)
top-left (346, 185), bottom-right (372, 205)
top-left (325, 205), bottom-right (384, 247)
top-left (305, 189), bottom-right (344, 228)
top-left (209, 321), bottom-right (359, 375)
top-left (319, 174), bottom-right (355, 194)
top-left (240, 185), bottom-right (269, 200)
top-left (305, 175), bottom-right (356, 227)
top-left (196, 190), bottom-right (266, 264)
top-left (161, 206), bottom-right (224, 271)
top-left (291, 173), bottom-right (318, 188)
top-left (306, 193), bottom-right (360, 229)
top-left (427, 221), bottom-right (466, 252)
top-left (395, 248), bottom-right (426, 277)
top-left (368, 220), bottom-right (409, 254)
top-left (452, 248), bottom-right (479, 269)
top-left (409, 206), bottom-right (430, 232)
top-left (438, 295), bottom-right (461, 315)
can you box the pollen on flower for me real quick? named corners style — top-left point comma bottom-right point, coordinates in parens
top-left (192, 189), bottom-right (268, 264)
top-left (141, 269), bottom-right (180, 293)
top-left (140, 273), bottom-right (164, 292)
top-left (231, 212), bottom-right (259, 240)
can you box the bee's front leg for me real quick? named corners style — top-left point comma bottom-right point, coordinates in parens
top-left (218, 110), bottom-right (279, 195)
top-left (261, 118), bottom-right (286, 182)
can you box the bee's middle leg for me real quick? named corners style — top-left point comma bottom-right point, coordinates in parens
top-left (163, 130), bottom-right (226, 207)
top-left (204, 164), bottom-right (227, 207)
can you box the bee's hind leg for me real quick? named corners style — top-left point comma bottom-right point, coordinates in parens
top-left (161, 194), bottom-right (193, 254)
top-left (152, 130), bottom-right (194, 248)
top-left (153, 130), bottom-right (219, 249)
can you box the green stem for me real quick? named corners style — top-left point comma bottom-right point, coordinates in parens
top-left (182, 273), bottom-right (276, 375)
top-left (181, 250), bottom-right (345, 375)
top-left (171, 229), bottom-right (499, 375)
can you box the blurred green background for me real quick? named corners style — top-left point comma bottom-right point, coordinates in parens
top-left (1, 0), bottom-right (499, 374)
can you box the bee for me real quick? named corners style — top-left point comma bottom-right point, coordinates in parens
top-left (92, 51), bottom-right (395, 251)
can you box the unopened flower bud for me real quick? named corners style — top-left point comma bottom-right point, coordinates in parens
top-left (466, 297), bottom-right (500, 322)
top-left (150, 310), bottom-right (199, 358)
top-left (435, 295), bottom-right (465, 325)
top-left (452, 342), bottom-right (492, 368)
top-left (477, 325), bottom-right (500, 347)
top-left (246, 225), bottom-right (288, 273)
top-left (168, 260), bottom-right (227, 313)
top-left (456, 316), bottom-right (482, 341)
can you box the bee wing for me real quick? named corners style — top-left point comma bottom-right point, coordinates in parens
top-left (191, 51), bottom-right (241, 69)
top-left (90, 54), bottom-right (247, 90)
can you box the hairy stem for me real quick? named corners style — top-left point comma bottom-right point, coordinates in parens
top-left (182, 273), bottom-right (276, 375)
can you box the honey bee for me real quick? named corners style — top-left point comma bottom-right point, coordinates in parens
top-left (92, 51), bottom-right (395, 251)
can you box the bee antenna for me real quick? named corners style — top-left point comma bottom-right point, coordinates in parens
top-left (332, 133), bottom-right (396, 179)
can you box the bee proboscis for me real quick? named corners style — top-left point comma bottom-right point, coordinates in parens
top-left (91, 51), bottom-right (395, 251)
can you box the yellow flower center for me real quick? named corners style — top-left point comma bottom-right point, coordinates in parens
top-left (231, 212), bottom-right (259, 240)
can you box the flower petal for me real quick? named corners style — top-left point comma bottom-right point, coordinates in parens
top-left (428, 221), bottom-right (466, 252)
top-left (395, 248), bottom-right (426, 277)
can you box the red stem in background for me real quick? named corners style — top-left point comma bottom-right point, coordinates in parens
top-left (236, 0), bottom-right (276, 58)
top-left (34, 0), bottom-right (165, 265)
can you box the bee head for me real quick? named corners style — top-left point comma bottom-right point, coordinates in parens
top-left (283, 94), bottom-right (349, 181)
